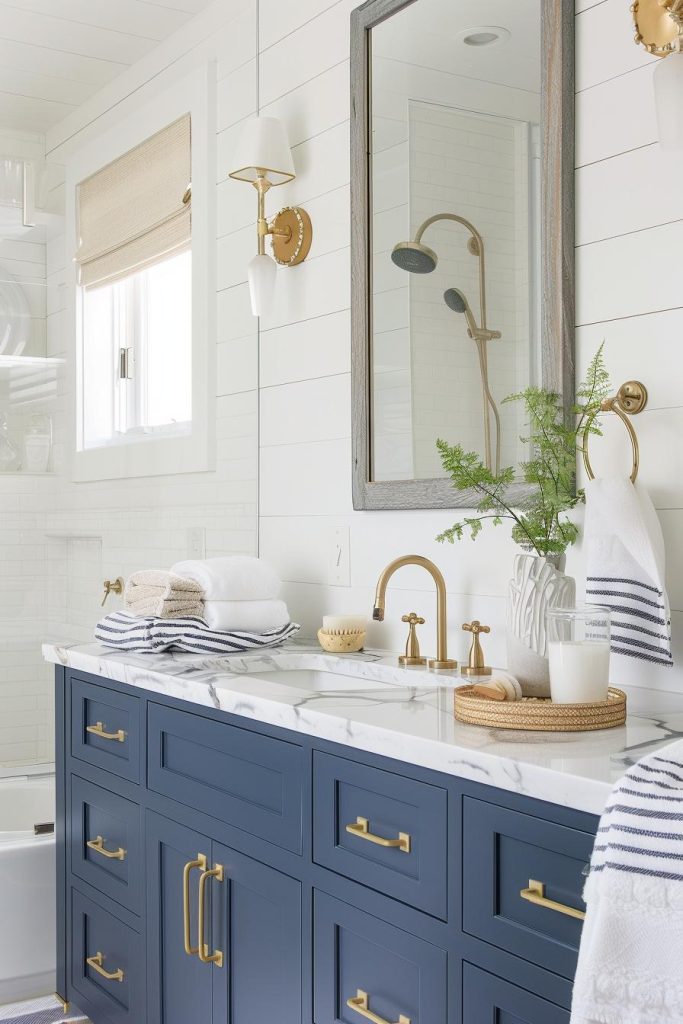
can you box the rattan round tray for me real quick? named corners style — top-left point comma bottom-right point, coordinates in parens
top-left (453, 685), bottom-right (627, 732)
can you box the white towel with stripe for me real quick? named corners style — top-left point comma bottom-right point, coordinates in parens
top-left (584, 475), bottom-right (672, 667)
top-left (95, 610), bottom-right (299, 654)
top-left (571, 739), bottom-right (683, 1024)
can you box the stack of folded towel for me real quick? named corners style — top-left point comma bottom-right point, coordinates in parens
top-left (99, 556), bottom-right (299, 654)
top-left (124, 569), bottom-right (204, 618)
top-left (171, 556), bottom-right (289, 632)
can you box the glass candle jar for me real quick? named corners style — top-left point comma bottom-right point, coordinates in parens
top-left (547, 606), bottom-right (611, 704)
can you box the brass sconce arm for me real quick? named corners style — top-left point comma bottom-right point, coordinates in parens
top-left (251, 173), bottom-right (312, 267)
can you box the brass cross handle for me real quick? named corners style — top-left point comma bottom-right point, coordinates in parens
top-left (461, 620), bottom-right (492, 677)
top-left (399, 612), bottom-right (426, 667)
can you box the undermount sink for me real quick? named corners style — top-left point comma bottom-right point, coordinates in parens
top-left (232, 653), bottom-right (447, 693)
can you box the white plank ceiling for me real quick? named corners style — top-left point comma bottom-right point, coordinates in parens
top-left (0, 0), bottom-right (216, 135)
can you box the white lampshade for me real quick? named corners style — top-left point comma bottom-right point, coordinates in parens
top-left (654, 51), bottom-right (683, 150)
top-left (229, 116), bottom-right (295, 185)
top-left (247, 253), bottom-right (277, 317)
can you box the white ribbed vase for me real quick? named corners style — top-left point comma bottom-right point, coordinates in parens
top-left (506, 553), bottom-right (576, 697)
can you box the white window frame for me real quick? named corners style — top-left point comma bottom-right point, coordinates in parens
top-left (66, 65), bottom-right (216, 482)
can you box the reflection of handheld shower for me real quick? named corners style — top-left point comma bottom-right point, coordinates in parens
top-left (390, 210), bottom-right (502, 472)
top-left (443, 288), bottom-right (501, 474)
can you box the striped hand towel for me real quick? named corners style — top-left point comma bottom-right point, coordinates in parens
top-left (571, 740), bottom-right (683, 1024)
top-left (95, 610), bottom-right (299, 654)
top-left (584, 475), bottom-right (672, 667)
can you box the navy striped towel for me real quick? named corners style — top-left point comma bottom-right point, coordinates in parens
top-left (571, 740), bottom-right (683, 1023)
top-left (95, 611), bottom-right (300, 654)
top-left (584, 475), bottom-right (672, 667)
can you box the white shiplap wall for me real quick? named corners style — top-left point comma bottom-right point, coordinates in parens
top-left (257, 0), bottom-right (683, 692)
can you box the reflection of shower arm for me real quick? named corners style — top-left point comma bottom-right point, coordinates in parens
top-left (414, 213), bottom-right (488, 330)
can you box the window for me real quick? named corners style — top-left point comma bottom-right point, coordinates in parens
top-left (82, 250), bottom-right (192, 449)
top-left (67, 68), bottom-right (214, 483)
top-left (75, 114), bottom-right (193, 452)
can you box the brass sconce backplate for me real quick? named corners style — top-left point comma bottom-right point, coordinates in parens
top-left (632, 0), bottom-right (680, 55)
top-left (271, 206), bottom-right (313, 266)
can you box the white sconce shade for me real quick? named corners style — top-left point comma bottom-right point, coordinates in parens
top-left (229, 117), bottom-right (296, 185)
top-left (653, 51), bottom-right (683, 150)
top-left (247, 253), bottom-right (277, 317)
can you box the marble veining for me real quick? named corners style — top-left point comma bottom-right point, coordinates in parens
top-left (44, 638), bottom-right (683, 816)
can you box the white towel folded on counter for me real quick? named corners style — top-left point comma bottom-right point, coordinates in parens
top-left (171, 556), bottom-right (281, 602)
top-left (571, 739), bottom-right (683, 1024)
top-left (202, 598), bottom-right (290, 633)
top-left (96, 611), bottom-right (299, 654)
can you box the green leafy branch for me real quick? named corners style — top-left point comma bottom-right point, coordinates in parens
top-left (436, 344), bottom-right (611, 559)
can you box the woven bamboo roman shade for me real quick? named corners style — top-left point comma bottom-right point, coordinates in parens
top-left (76, 114), bottom-right (191, 289)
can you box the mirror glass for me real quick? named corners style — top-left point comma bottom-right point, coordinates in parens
top-left (370, 0), bottom-right (541, 482)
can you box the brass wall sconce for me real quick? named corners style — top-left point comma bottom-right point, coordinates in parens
top-left (229, 116), bottom-right (313, 316)
top-left (632, 0), bottom-right (683, 148)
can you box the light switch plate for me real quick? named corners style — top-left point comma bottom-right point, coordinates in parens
top-left (187, 527), bottom-right (206, 559)
top-left (328, 526), bottom-right (350, 586)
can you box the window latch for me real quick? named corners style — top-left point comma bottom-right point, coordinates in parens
top-left (119, 347), bottom-right (133, 380)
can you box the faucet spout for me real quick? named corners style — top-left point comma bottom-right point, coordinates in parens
top-left (372, 555), bottom-right (457, 671)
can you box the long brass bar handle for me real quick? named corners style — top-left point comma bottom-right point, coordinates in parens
top-left (86, 835), bottom-right (126, 861)
top-left (345, 817), bottom-right (411, 854)
top-left (86, 721), bottom-right (126, 743)
top-left (520, 879), bottom-right (586, 921)
top-left (183, 854), bottom-right (207, 956)
top-left (347, 989), bottom-right (410, 1024)
top-left (86, 952), bottom-right (124, 983)
top-left (198, 863), bottom-right (224, 967)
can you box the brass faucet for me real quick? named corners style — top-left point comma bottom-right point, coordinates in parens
top-left (372, 555), bottom-right (457, 671)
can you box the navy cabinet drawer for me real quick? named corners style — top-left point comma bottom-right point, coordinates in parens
top-left (70, 776), bottom-right (141, 915)
top-left (71, 678), bottom-right (141, 784)
top-left (314, 891), bottom-right (447, 1024)
top-left (463, 797), bottom-right (594, 980)
top-left (71, 888), bottom-right (144, 1024)
top-left (147, 703), bottom-right (304, 854)
top-left (463, 963), bottom-right (569, 1023)
top-left (313, 751), bottom-right (447, 918)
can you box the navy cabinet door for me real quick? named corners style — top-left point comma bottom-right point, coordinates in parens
top-left (146, 812), bottom-right (213, 1024)
top-left (211, 842), bottom-right (302, 1024)
top-left (463, 963), bottom-right (569, 1023)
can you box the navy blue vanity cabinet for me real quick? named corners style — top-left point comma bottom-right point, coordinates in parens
top-left (146, 812), bottom-right (302, 1024)
top-left (55, 666), bottom-right (600, 1024)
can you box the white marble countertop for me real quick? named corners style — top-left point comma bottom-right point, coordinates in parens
top-left (43, 638), bottom-right (683, 817)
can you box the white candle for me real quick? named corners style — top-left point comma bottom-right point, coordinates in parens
top-left (548, 641), bottom-right (610, 703)
top-left (322, 615), bottom-right (367, 632)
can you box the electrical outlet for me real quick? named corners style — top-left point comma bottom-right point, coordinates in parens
top-left (186, 527), bottom-right (206, 559)
top-left (328, 526), bottom-right (350, 586)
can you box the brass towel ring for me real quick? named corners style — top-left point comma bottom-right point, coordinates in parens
top-left (582, 380), bottom-right (647, 484)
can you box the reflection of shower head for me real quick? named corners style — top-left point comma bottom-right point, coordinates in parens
top-left (443, 287), bottom-right (479, 337)
top-left (391, 240), bottom-right (438, 274)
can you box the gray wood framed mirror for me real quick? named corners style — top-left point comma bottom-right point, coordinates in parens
top-left (351, 0), bottom-right (574, 510)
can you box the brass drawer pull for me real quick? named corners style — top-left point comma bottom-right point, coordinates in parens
top-left (183, 853), bottom-right (207, 956)
top-left (345, 816), bottom-right (411, 854)
top-left (347, 989), bottom-right (410, 1024)
top-left (86, 952), bottom-right (124, 983)
top-left (86, 721), bottom-right (126, 743)
top-left (86, 835), bottom-right (126, 861)
top-left (198, 863), bottom-right (224, 968)
top-left (520, 879), bottom-right (586, 921)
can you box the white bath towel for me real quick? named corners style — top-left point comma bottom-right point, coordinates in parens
top-left (171, 556), bottom-right (281, 602)
top-left (96, 611), bottom-right (299, 654)
top-left (202, 598), bottom-right (290, 633)
top-left (570, 739), bottom-right (683, 1024)
top-left (584, 475), bottom-right (672, 667)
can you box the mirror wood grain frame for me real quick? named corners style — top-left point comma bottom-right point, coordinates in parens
top-left (351, 0), bottom-right (575, 510)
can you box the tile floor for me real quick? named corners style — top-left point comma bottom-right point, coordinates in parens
top-left (0, 994), bottom-right (87, 1024)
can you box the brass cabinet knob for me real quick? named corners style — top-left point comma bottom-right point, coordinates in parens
top-left (399, 612), bottom-right (426, 666)
top-left (461, 620), bottom-right (492, 677)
